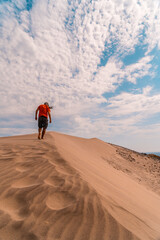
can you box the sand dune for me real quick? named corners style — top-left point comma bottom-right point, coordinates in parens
top-left (0, 132), bottom-right (160, 240)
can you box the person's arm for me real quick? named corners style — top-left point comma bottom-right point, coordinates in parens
top-left (35, 107), bottom-right (39, 120)
top-left (48, 111), bottom-right (52, 123)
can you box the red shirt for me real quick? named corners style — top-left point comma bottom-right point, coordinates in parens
top-left (38, 104), bottom-right (50, 118)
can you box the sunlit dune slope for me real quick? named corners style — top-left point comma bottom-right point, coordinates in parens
top-left (0, 131), bottom-right (160, 240)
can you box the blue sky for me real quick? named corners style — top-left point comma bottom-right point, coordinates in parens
top-left (0, 0), bottom-right (160, 152)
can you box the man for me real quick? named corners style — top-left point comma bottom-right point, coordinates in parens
top-left (35, 102), bottom-right (52, 139)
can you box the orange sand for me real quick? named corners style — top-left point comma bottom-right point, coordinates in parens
top-left (0, 131), bottom-right (160, 240)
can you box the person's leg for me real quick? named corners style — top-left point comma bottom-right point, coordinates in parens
top-left (41, 128), bottom-right (46, 139)
top-left (41, 117), bottom-right (48, 139)
top-left (38, 128), bottom-right (42, 139)
top-left (38, 117), bottom-right (42, 139)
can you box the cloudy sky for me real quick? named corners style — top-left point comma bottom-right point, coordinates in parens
top-left (0, 0), bottom-right (160, 152)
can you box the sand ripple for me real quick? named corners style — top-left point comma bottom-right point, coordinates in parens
top-left (0, 133), bottom-right (159, 240)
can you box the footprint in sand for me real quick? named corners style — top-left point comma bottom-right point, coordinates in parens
top-left (12, 177), bottom-right (42, 188)
top-left (44, 176), bottom-right (65, 187)
top-left (0, 197), bottom-right (26, 221)
top-left (15, 166), bottom-right (30, 173)
top-left (0, 157), bottom-right (15, 161)
top-left (55, 165), bottom-right (75, 175)
top-left (15, 162), bottom-right (36, 172)
top-left (46, 191), bottom-right (76, 210)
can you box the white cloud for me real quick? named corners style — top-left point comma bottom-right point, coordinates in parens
top-left (107, 86), bottom-right (160, 118)
top-left (0, 128), bottom-right (37, 137)
top-left (142, 85), bottom-right (152, 95)
top-left (124, 56), bottom-right (153, 83)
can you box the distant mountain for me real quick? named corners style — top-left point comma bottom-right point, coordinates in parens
top-left (147, 152), bottom-right (160, 157)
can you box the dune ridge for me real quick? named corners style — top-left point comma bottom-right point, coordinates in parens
top-left (0, 132), bottom-right (160, 240)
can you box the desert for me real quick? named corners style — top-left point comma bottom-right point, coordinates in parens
top-left (0, 131), bottom-right (160, 240)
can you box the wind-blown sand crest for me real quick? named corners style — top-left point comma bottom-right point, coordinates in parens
top-left (0, 131), bottom-right (160, 240)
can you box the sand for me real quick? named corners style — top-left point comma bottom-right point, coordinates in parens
top-left (0, 131), bottom-right (160, 240)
